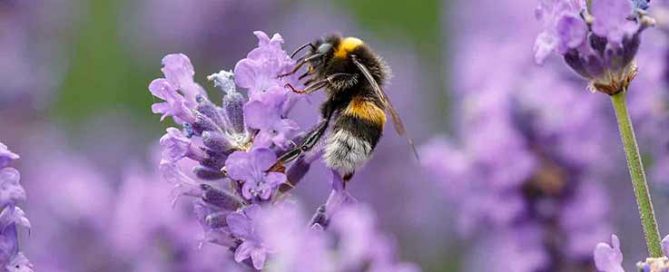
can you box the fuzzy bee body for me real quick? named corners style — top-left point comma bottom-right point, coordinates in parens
top-left (324, 96), bottom-right (386, 175)
top-left (273, 34), bottom-right (413, 182)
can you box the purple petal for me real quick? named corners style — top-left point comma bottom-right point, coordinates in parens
top-left (226, 212), bottom-right (251, 238)
top-left (225, 151), bottom-right (254, 181)
top-left (161, 54), bottom-right (195, 88)
top-left (159, 128), bottom-right (191, 162)
top-left (243, 100), bottom-right (279, 130)
top-left (233, 241), bottom-right (253, 263)
top-left (251, 148), bottom-right (277, 172)
top-left (253, 31), bottom-right (272, 46)
top-left (0, 168), bottom-right (26, 207)
top-left (591, 0), bottom-right (637, 45)
top-left (0, 145), bottom-right (19, 170)
top-left (265, 172), bottom-right (286, 187)
top-left (250, 248), bottom-right (267, 270)
top-left (556, 14), bottom-right (587, 53)
top-left (593, 234), bottom-right (624, 272)
top-left (148, 78), bottom-right (174, 100)
top-left (233, 59), bottom-right (258, 90)
top-left (241, 182), bottom-right (255, 200)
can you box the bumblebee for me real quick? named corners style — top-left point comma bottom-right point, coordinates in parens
top-left (272, 34), bottom-right (416, 182)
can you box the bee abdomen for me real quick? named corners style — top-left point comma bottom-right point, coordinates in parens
top-left (324, 112), bottom-right (384, 174)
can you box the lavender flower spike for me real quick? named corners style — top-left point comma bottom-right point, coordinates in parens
top-left (148, 31), bottom-right (317, 269)
top-left (0, 142), bottom-right (32, 272)
top-left (535, 0), bottom-right (655, 95)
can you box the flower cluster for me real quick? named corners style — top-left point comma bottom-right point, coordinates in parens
top-left (594, 234), bottom-right (669, 271)
top-left (534, 0), bottom-right (655, 95)
top-left (149, 31), bottom-right (417, 270)
top-left (0, 143), bottom-right (32, 272)
top-left (150, 31), bottom-right (304, 269)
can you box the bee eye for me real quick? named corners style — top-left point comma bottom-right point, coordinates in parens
top-left (317, 43), bottom-right (332, 54)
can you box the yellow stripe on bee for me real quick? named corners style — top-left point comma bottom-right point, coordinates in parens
top-left (334, 37), bottom-right (364, 59)
top-left (343, 98), bottom-right (386, 125)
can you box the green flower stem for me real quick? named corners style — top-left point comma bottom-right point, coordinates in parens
top-left (611, 91), bottom-right (663, 257)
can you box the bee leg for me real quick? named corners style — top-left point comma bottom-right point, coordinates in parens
top-left (268, 115), bottom-right (332, 171)
top-left (287, 73), bottom-right (355, 94)
top-left (342, 172), bottom-right (355, 183)
top-left (284, 81), bottom-right (327, 94)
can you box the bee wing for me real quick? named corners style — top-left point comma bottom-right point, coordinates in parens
top-left (351, 56), bottom-right (419, 160)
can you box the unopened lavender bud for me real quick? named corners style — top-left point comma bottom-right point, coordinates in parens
top-left (193, 165), bottom-right (226, 180)
top-left (208, 70), bottom-right (246, 134)
top-left (196, 97), bottom-right (225, 128)
top-left (223, 91), bottom-right (245, 134)
top-left (192, 112), bottom-right (219, 134)
top-left (201, 150), bottom-right (227, 169)
top-left (202, 131), bottom-right (233, 153)
top-left (200, 184), bottom-right (243, 210)
top-left (205, 211), bottom-right (229, 228)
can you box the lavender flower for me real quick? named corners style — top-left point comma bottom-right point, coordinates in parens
top-left (226, 205), bottom-right (269, 270)
top-left (593, 234), bottom-right (669, 271)
top-left (148, 54), bottom-right (205, 124)
top-left (594, 235), bottom-right (624, 272)
top-left (0, 142), bottom-right (31, 272)
top-left (148, 31), bottom-right (310, 269)
top-left (534, 0), bottom-right (655, 95)
top-left (225, 148), bottom-right (286, 201)
top-left (244, 89), bottom-right (300, 149)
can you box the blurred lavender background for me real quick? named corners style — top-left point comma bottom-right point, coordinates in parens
top-left (3, 0), bottom-right (669, 271)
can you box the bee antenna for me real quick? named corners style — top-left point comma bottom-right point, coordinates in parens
top-left (290, 42), bottom-right (316, 59)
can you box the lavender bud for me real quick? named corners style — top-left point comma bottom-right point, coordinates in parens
top-left (205, 211), bottom-right (229, 228)
top-left (196, 97), bottom-right (225, 128)
top-left (192, 112), bottom-right (219, 134)
top-left (202, 131), bottom-right (233, 153)
top-left (193, 165), bottom-right (226, 180)
top-left (200, 184), bottom-right (242, 210)
top-left (201, 150), bottom-right (227, 169)
top-left (222, 92), bottom-right (245, 134)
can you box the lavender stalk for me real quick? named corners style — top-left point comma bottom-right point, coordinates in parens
top-left (610, 90), bottom-right (662, 257)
